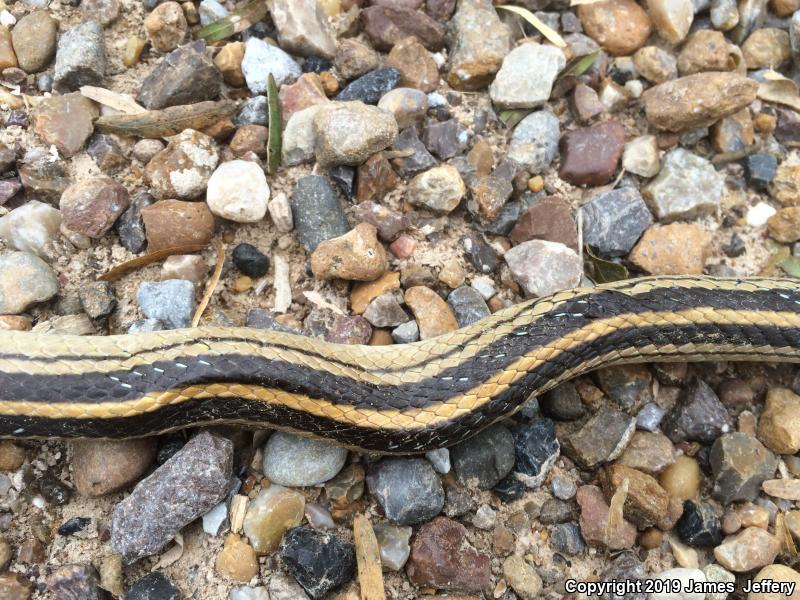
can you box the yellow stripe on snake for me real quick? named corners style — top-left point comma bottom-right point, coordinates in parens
top-left (2, 276), bottom-right (800, 453)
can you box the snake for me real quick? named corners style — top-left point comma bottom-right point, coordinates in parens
top-left (2, 275), bottom-right (800, 454)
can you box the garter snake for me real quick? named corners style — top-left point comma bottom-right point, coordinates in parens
top-left (1, 275), bottom-right (800, 453)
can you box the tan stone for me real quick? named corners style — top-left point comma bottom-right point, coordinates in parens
top-left (677, 30), bottom-right (737, 75)
top-left (72, 439), bottom-right (157, 497)
top-left (748, 564), bottom-right (800, 600)
top-left (757, 388), bottom-right (800, 454)
top-left (713, 527), bottom-right (781, 572)
top-left (351, 271), bottom-right (400, 313)
top-left (643, 72), bottom-right (758, 132)
top-left (578, 0), bottom-right (652, 56)
top-left (771, 0), bottom-right (800, 16)
top-left (0, 316), bottom-right (32, 331)
top-left (767, 207), bottom-right (800, 243)
top-left (32, 93), bottom-right (99, 158)
top-left (215, 534), bottom-right (259, 582)
top-left (601, 464), bottom-right (671, 529)
top-left (145, 1), bottom-right (188, 53)
top-left (0, 26), bottom-right (17, 70)
top-left (710, 109), bottom-right (754, 154)
top-left (140, 200), bottom-right (215, 252)
top-left (742, 28), bottom-right (791, 69)
top-left (0, 441), bottom-right (25, 471)
top-left (770, 164), bottom-right (800, 206)
top-left (404, 286), bottom-right (459, 340)
top-left (617, 431), bottom-right (675, 475)
top-left (0, 573), bottom-right (32, 600)
top-left (243, 485), bottom-right (305, 554)
top-left (311, 223), bottom-right (388, 281)
top-left (214, 42), bottom-right (245, 87)
top-left (659, 455), bottom-right (701, 501)
top-left (633, 46), bottom-right (677, 83)
top-left (647, 0), bottom-right (693, 44)
top-left (628, 223), bottom-right (712, 275)
top-left (386, 36), bottom-right (439, 92)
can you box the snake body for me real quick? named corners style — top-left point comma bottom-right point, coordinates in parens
top-left (2, 276), bottom-right (800, 453)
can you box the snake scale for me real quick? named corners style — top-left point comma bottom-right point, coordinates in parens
top-left (2, 276), bottom-right (800, 453)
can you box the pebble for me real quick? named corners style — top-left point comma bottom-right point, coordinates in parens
top-left (408, 165), bottom-right (465, 213)
top-left (144, 129), bottom-right (219, 200)
top-left (507, 111), bottom-right (560, 174)
top-left (279, 74), bottom-right (329, 124)
top-left (618, 431), bottom-right (675, 475)
top-left (262, 431), bottom-right (347, 487)
top-left (390, 127), bottom-right (437, 176)
top-left (648, 0), bottom-right (693, 44)
top-left (643, 73), bottom-right (758, 132)
top-left (144, 2), bottom-right (187, 53)
top-left (232, 244), bottom-right (269, 278)
top-left (467, 173), bottom-right (513, 222)
top-left (710, 433), bottom-right (777, 505)
top-left (87, 134), bottom-right (126, 174)
top-left (450, 424), bottom-right (515, 490)
top-left (32, 93), bottom-right (98, 158)
top-left (622, 134), bottom-right (661, 178)
top-left (138, 41), bottom-right (221, 109)
top-left (363, 293), bottom-right (409, 328)
top-left (111, 432), bottom-right (232, 562)
top-left (767, 207), bottom-right (800, 243)
top-left (702, 565), bottom-right (736, 600)
top-left (576, 485), bottom-right (637, 549)
top-left (713, 527), bottom-right (781, 573)
top-left (634, 46), bottom-right (677, 84)
top-left (366, 458), bottom-right (444, 525)
top-left (748, 565), bottom-right (800, 600)
top-left (313, 102), bottom-right (398, 167)
top-left (0, 200), bottom-right (61, 257)
top-left (337, 67), bottom-right (400, 104)
top-left (650, 568), bottom-right (705, 600)
top-left (11, 11), bottom-right (57, 73)
top-left (351, 272), bottom-right (400, 314)
top-left (563, 408), bottom-right (636, 469)
top-left (47, 565), bottom-right (101, 600)
top-left (270, 0), bottom-right (336, 59)
top-left (551, 522), bottom-right (585, 556)
top-left (447, 286), bottom-right (490, 327)
top-left (540, 383), bottom-right (586, 421)
top-left (425, 448), bottom-right (450, 474)
top-left (392, 320), bottom-right (419, 343)
top-left (676, 500), bottom-right (722, 546)
top-left (743, 27), bottom-right (791, 69)
top-left (237, 96), bottom-right (268, 126)
top-left (311, 223), bottom-right (387, 281)
top-left (335, 39), bottom-right (379, 80)
top-left (489, 43), bottom-right (565, 109)
top-left (378, 87), bottom-right (428, 129)
top-left (72, 439), bottom-right (156, 497)
top-left (761, 478), bottom-right (800, 500)
top-left (206, 160), bottom-right (269, 223)
top-left (268, 192), bottom-right (293, 233)
top-left (269, 572), bottom-right (309, 600)
top-left (355, 153), bottom-right (399, 203)
top-left (386, 36), bottom-right (439, 92)
top-left (406, 517), bottom-right (491, 592)
top-left (422, 118), bottom-right (468, 160)
top-left (214, 42), bottom-right (245, 87)
top-left (573, 82), bottom-right (604, 122)
top-left (659, 455), bottom-right (702, 501)
top-left (198, 0), bottom-right (227, 25)
top-left (677, 30), bottom-right (734, 76)
top-left (373, 523), bottom-right (412, 570)
top-left (745, 154), bottom-right (777, 191)
top-left (230, 587), bottom-right (269, 600)
top-left (601, 464), bottom-right (673, 529)
top-left (325, 463), bottom-right (365, 509)
top-left (216, 534), bottom-right (259, 583)
top-left (512, 419), bottom-right (560, 488)
top-left (577, 0), bottom-right (651, 56)
top-left (282, 105), bottom-right (323, 166)
top-left (663, 378), bottom-right (732, 443)
top-left (504, 240), bottom-right (582, 297)
top-left (141, 199), bottom-right (215, 252)
top-left (629, 223), bottom-right (712, 275)
top-left (503, 555), bottom-right (542, 600)
top-left (447, 0), bottom-right (511, 90)
top-left (644, 148), bottom-right (724, 222)
top-left (757, 388), bottom-right (800, 454)
top-left (243, 485), bottom-right (305, 554)
top-left (278, 528), bottom-right (355, 599)
top-left (136, 279), bottom-right (195, 329)
top-left (581, 187), bottom-right (652, 257)
top-left (559, 120), bottom-right (625, 186)
top-left (60, 176), bottom-right (129, 239)
top-left (404, 286), bottom-right (459, 339)
top-left (241, 37), bottom-right (301, 94)
top-left (125, 572), bottom-right (180, 600)
top-left (0, 441), bottom-right (24, 470)
top-left (361, 6), bottom-right (445, 52)
top-left (53, 21), bottom-right (106, 89)
top-left (0, 251), bottom-right (58, 314)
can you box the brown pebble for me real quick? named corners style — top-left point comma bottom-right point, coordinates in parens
top-left (722, 511), bottom-right (742, 535)
top-left (60, 176), bottom-right (130, 239)
top-left (353, 515), bottom-right (386, 600)
top-left (0, 573), bottom-right (32, 599)
top-left (72, 439), bottom-right (157, 497)
top-left (404, 286), bottom-right (459, 340)
top-left (215, 534), bottom-right (259, 582)
top-left (140, 200), bottom-right (215, 253)
top-left (601, 464), bottom-right (672, 529)
top-left (559, 120), bottom-right (626, 186)
top-left (145, 1), bottom-right (188, 53)
top-left (369, 329), bottom-right (393, 346)
top-left (230, 125), bottom-right (268, 158)
top-left (386, 36), bottom-right (439, 92)
top-left (0, 441), bottom-right (24, 471)
top-left (509, 196), bottom-right (577, 251)
top-left (351, 272), bottom-right (401, 314)
top-left (628, 223), bottom-right (711, 275)
top-left (356, 153), bottom-right (399, 203)
top-left (0, 316), bottom-right (32, 331)
top-left (492, 525), bottom-right (515, 557)
top-left (767, 207), bottom-right (800, 243)
top-left (658, 454), bottom-right (701, 501)
top-left (214, 42), bottom-right (245, 87)
top-left (577, 0), bottom-right (651, 56)
top-left (311, 223), bottom-right (388, 281)
top-left (17, 539), bottom-right (44, 564)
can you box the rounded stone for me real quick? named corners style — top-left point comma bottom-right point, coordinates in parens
top-left (144, 1), bottom-right (187, 53)
top-left (72, 439), bottom-right (157, 497)
top-left (408, 165), bottom-right (465, 213)
top-left (262, 431), bottom-right (348, 487)
top-left (311, 223), bottom-right (388, 281)
top-left (578, 0), bottom-right (652, 56)
top-left (10, 11), bottom-right (57, 73)
top-left (0, 251), bottom-right (58, 314)
top-left (313, 101), bottom-right (399, 167)
top-left (206, 160), bottom-right (269, 223)
top-left (377, 87), bottom-right (429, 129)
top-left (232, 243), bottom-right (269, 278)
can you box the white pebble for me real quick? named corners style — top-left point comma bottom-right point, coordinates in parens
top-left (747, 201), bottom-right (777, 227)
top-left (206, 160), bottom-right (269, 223)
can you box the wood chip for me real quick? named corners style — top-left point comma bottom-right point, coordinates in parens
top-left (229, 495), bottom-right (248, 535)
top-left (353, 514), bottom-right (386, 600)
top-left (80, 86), bottom-right (146, 114)
top-left (273, 254), bottom-right (292, 314)
top-left (606, 476), bottom-right (628, 547)
top-left (95, 100), bottom-right (236, 138)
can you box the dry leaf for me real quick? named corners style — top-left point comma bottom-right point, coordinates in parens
top-left (570, 0), bottom-right (606, 4)
top-left (192, 240), bottom-right (225, 327)
top-left (496, 5), bottom-right (567, 48)
top-left (757, 70), bottom-right (800, 111)
top-left (98, 243), bottom-right (208, 281)
top-left (80, 86), bottom-right (146, 114)
top-left (606, 477), bottom-right (628, 546)
top-left (153, 533), bottom-right (184, 570)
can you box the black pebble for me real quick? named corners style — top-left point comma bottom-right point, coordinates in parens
top-left (124, 572), bottom-right (180, 600)
top-left (232, 243), bottom-right (269, 278)
top-left (303, 56), bottom-right (333, 73)
top-left (279, 527), bottom-right (356, 599)
top-left (493, 474), bottom-right (526, 502)
top-left (58, 516), bottom-right (92, 536)
top-left (675, 500), bottom-right (722, 546)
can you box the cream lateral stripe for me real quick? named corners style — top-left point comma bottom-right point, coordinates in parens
top-left (2, 308), bottom-right (800, 428)
top-left (4, 276), bottom-right (798, 365)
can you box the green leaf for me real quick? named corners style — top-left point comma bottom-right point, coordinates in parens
top-left (499, 109), bottom-right (531, 129)
top-left (584, 245), bottom-right (629, 284)
top-left (558, 49), bottom-right (600, 81)
top-left (195, 0), bottom-right (268, 42)
top-left (266, 73), bottom-right (282, 176)
top-left (779, 256), bottom-right (800, 278)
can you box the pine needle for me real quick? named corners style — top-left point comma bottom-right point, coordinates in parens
top-left (98, 243), bottom-right (207, 281)
top-left (192, 240), bottom-right (225, 327)
top-left (496, 5), bottom-right (567, 48)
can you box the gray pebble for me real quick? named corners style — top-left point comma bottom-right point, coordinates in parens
top-left (236, 96), bottom-right (268, 126)
top-left (507, 111), bottom-right (560, 173)
top-left (551, 522), bottom-right (585, 555)
top-left (291, 176), bottom-right (350, 252)
top-left (136, 279), bottom-right (196, 329)
top-left (262, 431), bottom-right (347, 487)
top-left (128, 318), bottom-right (165, 334)
top-left (367, 458), bottom-right (444, 525)
top-left (450, 424), bottom-right (515, 490)
top-left (424, 448), bottom-right (451, 474)
top-left (581, 187), bottom-right (653, 258)
top-left (447, 286), bottom-right (491, 327)
top-left (54, 21), bottom-right (106, 90)
top-left (391, 320), bottom-right (419, 344)
top-left (636, 402), bottom-right (667, 431)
